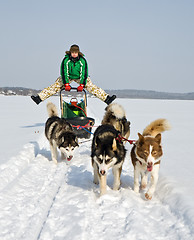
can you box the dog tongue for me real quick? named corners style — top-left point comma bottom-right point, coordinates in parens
top-left (67, 156), bottom-right (73, 161)
top-left (147, 165), bottom-right (153, 172)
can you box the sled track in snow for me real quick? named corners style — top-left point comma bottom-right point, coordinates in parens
top-left (0, 141), bottom-right (69, 240)
top-left (0, 143), bottom-right (36, 192)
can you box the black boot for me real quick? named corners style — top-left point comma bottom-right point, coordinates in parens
top-left (31, 95), bottom-right (42, 105)
top-left (104, 95), bottom-right (116, 105)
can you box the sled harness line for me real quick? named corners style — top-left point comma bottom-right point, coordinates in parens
top-left (72, 120), bottom-right (94, 134)
top-left (116, 134), bottom-right (136, 145)
top-left (78, 139), bottom-right (92, 144)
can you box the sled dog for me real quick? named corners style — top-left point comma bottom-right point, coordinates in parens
top-left (91, 124), bottom-right (126, 195)
top-left (101, 103), bottom-right (130, 140)
top-left (45, 102), bottom-right (79, 164)
top-left (130, 119), bottom-right (171, 200)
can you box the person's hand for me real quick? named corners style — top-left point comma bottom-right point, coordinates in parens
top-left (64, 83), bottom-right (71, 91)
top-left (77, 84), bottom-right (84, 92)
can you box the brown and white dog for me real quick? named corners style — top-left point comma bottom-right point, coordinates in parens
top-left (101, 103), bottom-right (130, 140)
top-left (130, 119), bottom-right (170, 200)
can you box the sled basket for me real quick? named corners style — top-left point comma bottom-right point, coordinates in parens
top-left (60, 87), bottom-right (95, 139)
top-left (62, 100), bottom-right (86, 118)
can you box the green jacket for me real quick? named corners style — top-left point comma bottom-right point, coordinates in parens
top-left (60, 54), bottom-right (88, 85)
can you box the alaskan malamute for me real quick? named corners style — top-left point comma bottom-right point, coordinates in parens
top-left (91, 124), bottom-right (126, 195)
top-left (131, 119), bottom-right (171, 200)
top-left (45, 102), bottom-right (79, 164)
top-left (101, 103), bottom-right (130, 140)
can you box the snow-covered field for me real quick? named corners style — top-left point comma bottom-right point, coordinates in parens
top-left (0, 95), bottom-right (194, 240)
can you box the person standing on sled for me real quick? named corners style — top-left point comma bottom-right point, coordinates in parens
top-left (31, 44), bottom-right (116, 105)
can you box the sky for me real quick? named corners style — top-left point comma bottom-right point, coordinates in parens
top-left (0, 0), bottom-right (194, 93)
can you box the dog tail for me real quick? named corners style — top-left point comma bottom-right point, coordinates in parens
top-left (143, 118), bottom-right (171, 137)
top-left (47, 102), bottom-right (58, 117)
top-left (107, 103), bottom-right (126, 119)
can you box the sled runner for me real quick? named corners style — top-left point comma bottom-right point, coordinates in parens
top-left (60, 87), bottom-right (95, 139)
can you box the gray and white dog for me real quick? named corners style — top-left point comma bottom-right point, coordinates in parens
top-left (45, 102), bottom-right (79, 164)
top-left (101, 103), bottom-right (130, 140)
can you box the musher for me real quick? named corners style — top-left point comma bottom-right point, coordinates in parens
top-left (31, 44), bottom-right (116, 105)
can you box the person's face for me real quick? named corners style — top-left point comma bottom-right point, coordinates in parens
top-left (71, 52), bottom-right (79, 58)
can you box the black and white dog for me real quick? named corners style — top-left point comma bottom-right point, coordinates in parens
top-left (91, 124), bottom-right (126, 195)
top-left (45, 102), bottom-right (79, 164)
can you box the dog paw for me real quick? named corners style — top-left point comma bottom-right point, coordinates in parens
top-left (53, 159), bottom-right (58, 164)
top-left (100, 190), bottom-right (107, 196)
top-left (113, 181), bottom-right (120, 190)
top-left (113, 185), bottom-right (120, 191)
top-left (93, 179), bottom-right (99, 185)
top-left (145, 192), bottom-right (152, 200)
top-left (134, 186), bottom-right (139, 193)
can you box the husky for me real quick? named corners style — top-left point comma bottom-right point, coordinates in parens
top-left (130, 119), bottom-right (171, 200)
top-left (91, 124), bottom-right (126, 195)
top-left (101, 103), bottom-right (130, 140)
top-left (45, 102), bottom-right (79, 164)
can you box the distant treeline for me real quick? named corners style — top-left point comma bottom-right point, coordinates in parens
top-left (0, 87), bottom-right (40, 96)
top-left (0, 87), bottom-right (194, 100)
top-left (106, 89), bottom-right (194, 100)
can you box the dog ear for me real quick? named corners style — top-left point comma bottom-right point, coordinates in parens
top-left (155, 133), bottom-right (161, 144)
top-left (112, 138), bottom-right (117, 151)
top-left (138, 133), bottom-right (144, 145)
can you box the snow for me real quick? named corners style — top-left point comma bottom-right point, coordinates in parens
top-left (0, 95), bottom-right (194, 239)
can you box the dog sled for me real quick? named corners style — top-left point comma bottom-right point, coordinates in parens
top-left (60, 87), bottom-right (95, 139)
